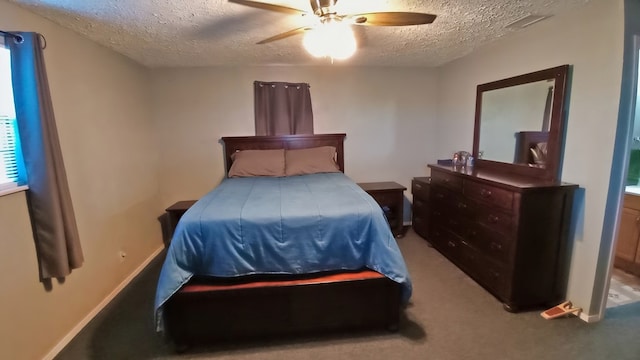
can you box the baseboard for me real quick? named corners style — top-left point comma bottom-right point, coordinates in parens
top-left (579, 311), bottom-right (602, 323)
top-left (42, 245), bottom-right (165, 360)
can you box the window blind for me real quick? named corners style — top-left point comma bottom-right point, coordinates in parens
top-left (0, 43), bottom-right (20, 190)
top-left (0, 117), bottom-right (18, 189)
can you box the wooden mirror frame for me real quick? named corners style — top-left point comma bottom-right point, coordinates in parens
top-left (472, 65), bottom-right (570, 182)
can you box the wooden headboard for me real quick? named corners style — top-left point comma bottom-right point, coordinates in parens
top-left (514, 131), bottom-right (549, 164)
top-left (221, 133), bottom-right (346, 175)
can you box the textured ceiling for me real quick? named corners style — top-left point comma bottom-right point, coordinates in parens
top-left (7, 0), bottom-right (592, 68)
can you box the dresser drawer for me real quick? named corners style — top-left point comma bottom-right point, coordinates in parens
top-left (431, 171), bottom-right (462, 192)
top-left (431, 187), bottom-right (474, 219)
top-left (412, 178), bottom-right (430, 200)
top-left (457, 240), bottom-right (485, 280)
top-left (430, 186), bottom-right (457, 206)
top-left (412, 215), bottom-right (429, 239)
top-left (469, 203), bottom-right (513, 236)
top-left (466, 224), bottom-right (512, 264)
top-left (464, 180), bottom-right (514, 212)
top-left (430, 200), bottom-right (465, 228)
top-left (429, 225), bottom-right (463, 262)
top-left (479, 260), bottom-right (508, 300)
top-left (368, 191), bottom-right (401, 208)
top-left (457, 241), bottom-right (508, 300)
top-left (413, 197), bottom-right (428, 215)
top-left (429, 205), bottom-right (447, 228)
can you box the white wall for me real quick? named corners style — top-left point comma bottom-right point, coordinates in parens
top-left (150, 66), bottom-right (439, 207)
top-left (436, 0), bottom-right (624, 317)
top-left (0, 2), bottom-right (163, 359)
top-left (634, 52), bottom-right (640, 149)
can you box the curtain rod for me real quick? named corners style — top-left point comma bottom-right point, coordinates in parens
top-left (0, 30), bottom-right (24, 43)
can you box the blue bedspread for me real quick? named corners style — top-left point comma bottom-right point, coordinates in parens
top-left (154, 173), bottom-right (412, 330)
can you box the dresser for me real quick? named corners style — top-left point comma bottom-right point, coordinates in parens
top-left (411, 177), bottom-right (431, 240)
top-left (424, 164), bottom-right (577, 311)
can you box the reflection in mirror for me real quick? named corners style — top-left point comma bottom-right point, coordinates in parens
top-left (473, 65), bottom-right (569, 182)
top-left (479, 79), bottom-right (555, 165)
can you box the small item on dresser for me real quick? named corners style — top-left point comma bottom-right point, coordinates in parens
top-left (452, 151), bottom-right (471, 167)
top-left (452, 152), bottom-right (460, 166)
top-left (467, 156), bottom-right (474, 167)
top-left (459, 152), bottom-right (469, 166)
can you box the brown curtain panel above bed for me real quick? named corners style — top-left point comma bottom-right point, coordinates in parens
top-left (254, 81), bottom-right (314, 136)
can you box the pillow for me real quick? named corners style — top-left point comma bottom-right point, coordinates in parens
top-left (285, 146), bottom-right (340, 176)
top-left (228, 149), bottom-right (285, 177)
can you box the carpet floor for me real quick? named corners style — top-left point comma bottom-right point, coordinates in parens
top-left (608, 267), bottom-right (640, 308)
top-left (55, 229), bottom-right (640, 360)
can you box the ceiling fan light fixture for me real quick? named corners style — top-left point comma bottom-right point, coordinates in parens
top-left (234, 0), bottom-right (436, 58)
top-left (302, 29), bottom-right (327, 57)
top-left (302, 21), bottom-right (357, 60)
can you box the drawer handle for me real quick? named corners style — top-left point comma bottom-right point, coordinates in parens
top-left (433, 211), bottom-right (441, 216)
top-left (488, 214), bottom-right (499, 223)
top-left (447, 241), bottom-right (456, 248)
top-left (457, 202), bottom-right (467, 209)
top-left (435, 193), bottom-right (444, 199)
top-left (480, 189), bottom-right (493, 197)
top-left (442, 178), bottom-right (450, 183)
top-left (468, 230), bottom-right (477, 238)
top-left (415, 200), bottom-right (423, 206)
top-left (449, 219), bottom-right (458, 226)
top-left (415, 183), bottom-right (422, 189)
top-left (490, 242), bottom-right (502, 251)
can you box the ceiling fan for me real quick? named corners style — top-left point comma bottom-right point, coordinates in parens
top-left (228, 0), bottom-right (437, 46)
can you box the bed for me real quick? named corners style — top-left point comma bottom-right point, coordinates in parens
top-left (155, 133), bottom-right (412, 349)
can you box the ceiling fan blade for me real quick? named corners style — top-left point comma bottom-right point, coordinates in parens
top-left (351, 12), bottom-right (436, 26)
top-left (257, 27), bottom-right (311, 44)
top-left (229, 0), bottom-right (307, 15)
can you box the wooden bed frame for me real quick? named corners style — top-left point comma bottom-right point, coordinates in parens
top-left (163, 133), bottom-right (402, 350)
top-left (221, 133), bottom-right (346, 174)
top-left (514, 131), bottom-right (548, 165)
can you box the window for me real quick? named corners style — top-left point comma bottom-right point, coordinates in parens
top-left (0, 39), bottom-right (24, 191)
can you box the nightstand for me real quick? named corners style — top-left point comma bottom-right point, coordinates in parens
top-left (165, 200), bottom-right (197, 239)
top-left (358, 182), bottom-right (407, 238)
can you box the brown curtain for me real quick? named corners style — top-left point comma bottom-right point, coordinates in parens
top-left (542, 86), bottom-right (554, 131)
top-left (254, 81), bottom-right (314, 136)
top-left (9, 32), bottom-right (83, 279)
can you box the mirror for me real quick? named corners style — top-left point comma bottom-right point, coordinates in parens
top-left (472, 65), bottom-right (570, 182)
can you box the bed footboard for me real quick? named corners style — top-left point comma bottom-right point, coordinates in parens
top-left (164, 270), bottom-right (401, 349)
